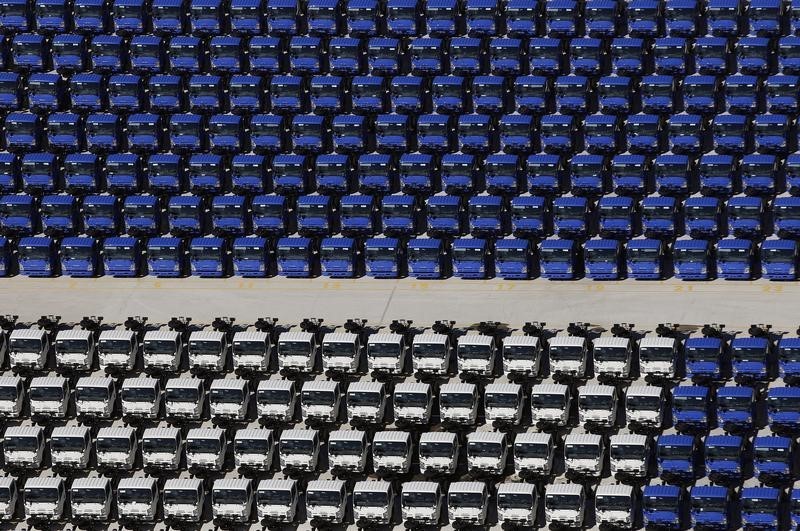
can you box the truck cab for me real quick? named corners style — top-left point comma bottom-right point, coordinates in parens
top-left (29, 376), bottom-right (69, 417)
top-left (167, 195), bottom-right (206, 236)
top-left (120, 377), bottom-right (162, 419)
top-left (731, 335), bottom-right (772, 383)
top-left (673, 237), bottom-right (713, 280)
top-left (672, 383), bottom-right (712, 433)
top-left (727, 194), bottom-right (765, 239)
top-left (96, 327), bottom-right (138, 373)
top-left (440, 382), bottom-right (478, 425)
top-left (549, 334), bottom-right (588, 378)
top-left (407, 237), bottom-right (449, 279)
top-left (754, 430), bottom-right (795, 483)
top-left (365, 236), bottom-right (404, 278)
top-left (163, 477), bottom-right (204, 522)
top-left (70, 477), bottom-right (112, 521)
top-left (579, 382), bottom-right (618, 428)
top-left (419, 431), bottom-right (459, 475)
top-left (774, 195), bottom-right (800, 240)
top-left (50, 425), bottom-right (91, 468)
top-left (501, 334), bottom-right (541, 377)
top-left (610, 431), bottom-right (651, 478)
top-left (147, 237), bottom-right (188, 278)
top-left (18, 236), bottom-right (58, 277)
top-left (164, 377), bottom-right (205, 420)
top-left (394, 382), bottom-right (433, 425)
top-left (279, 327), bottom-right (319, 374)
top-left (23, 476), bottom-right (66, 521)
top-left (256, 379), bottom-right (297, 422)
top-left (564, 432), bottom-right (605, 478)
top-left (142, 328), bottom-right (183, 372)
top-left (705, 429), bottom-right (744, 483)
top-left (277, 235), bottom-right (318, 278)
top-left (716, 237), bottom-right (756, 280)
top-left (95, 425), bottom-right (136, 470)
top-left (367, 330), bottom-right (407, 375)
top-left (103, 236), bottom-right (144, 277)
top-left (372, 431), bottom-right (412, 475)
top-left (690, 478), bottom-right (734, 529)
top-left (717, 385), bottom-right (756, 432)
top-left (209, 378), bottom-right (249, 420)
top-left (300, 380), bottom-right (340, 423)
top-left (75, 376), bottom-right (114, 417)
top-left (643, 482), bottom-right (686, 530)
top-left (584, 237), bottom-right (624, 280)
top-left (685, 335), bottom-right (724, 381)
top-left (545, 482), bottom-right (585, 528)
top-left (252, 194), bottom-right (293, 237)
top-left (539, 237), bottom-right (579, 279)
top-left (468, 194), bottom-right (509, 238)
top-left (531, 380), bottom-right (571, 426)
top-left (40, 194), bottom-right (78, 236)
top-left (767, 383), bottom-right (800, 434)
top-left (592, 335), bottom-right (633, 378)
top-left (279, 429), bottom-right (320, 473)
top-left (779, 337), bottom-right (800, 384)
top-left (188, 328), bottom-right (229, 372)
top-left (232, 236), bottom-right (271, 277)
top-left (322, 326), bottom-right (364, 374)
top-left (626, 237), bottom-right (666, 280)
top-left (484, 382), bottom-right (523, 424)
top-left (448, 482), bottom-right (488, 526)
top-left (740, 478), bottom-right (783, 529)
top-left (596, 480), bottom-right (638, 528)
top-left (2, 425), bottom-right (45, 468)
top-left (412, 331), bottom-right (451, 376)
top-left (598, 195), bottom-right (635, 239)
top-left (298, 194), bottom-right (337, 236)
top-left (233, 428), bottom-right (274, 471)
top-left (230, 328), bottom-right (272, 374)
top-left (570, 154), bottom-right (609, 198)
top-left (497, 483), bottom-right (537, 527)
top-left (320, 237), bottom-right (360, 278)
top-left (328, 430), bottom-right (368, 474)
top-left (0, 194), bottom-right (38, 236)
top-left (684, 195), bottom-right (723, 239)
top-left (189, 236), bottom-right (230, 277)
top-left (212, 478), bottom-right (253, 523)
top-left (354, 481), bottom-right (394, 526)
top-left (457, 332), bottom-right (496, 377)
top-left (553, 195), bottom-right (590, 239)
top-left (626, 384), bottom-right (666, 429)
top-left (642, 195), bottom-right (679, 239)
top-left (402, 482), bottom-right (442, 526)
top-left (466, 431), bottom-right (507, 475)
top-left (510, 195), bottom-right (548, 240)
top-left (117, 477), bottom-right (158, 522)
top-left (657, 429), bottom-right (699, 482)
top-left (0, 375), bottom-right (23, 417)
top-left (514, 432), bottom-right (554, 478)
top-left (9, 327), bottom-right (50, 371)
top-left (256, 479), bottom-right (298, 524)
top-left (347, 382), bottom-right (386, 424)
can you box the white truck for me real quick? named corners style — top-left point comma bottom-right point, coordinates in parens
top-left (596, 479), bottom-right (638, 528)
top-left (372, 430), bottom-right (413, 474)
top-left (367, 322), bottom-right (410, 375)
top-left (208, 377), bottom-right (250, 419)
top-left (502, 333), bottom-right (542, 376)
top-left (440, 382), bottom-right (479, 425)
top-left (545, 482), bottom-right (585, 528)
top-left (456, 332), bottom-right (496, 376)
top-left (97, 327), bottom-right (137, 372)
top-left (188, 328), bottom-right (229, 372)
top-left (95, 424), bottom-right (137, 470)
top-left (328, 429), bottom-right (369, 473)
top-left (70, 476), bottom-right (112, 521)
top-left (466, 431), bottom-right (508, 475)
top-left (393, 382), bottom-right (433, 424)
top-left (256, 479), bottom-right (298, 523)
top-left (233, 428), bottom-right (275, 470)
top-left (531, 380), bottom-right (572, 426)
top-left (353, 480), bottom-right (394, 525)
top-left (346, 381), bottom-right (386, 424)
top-left (2, 424), bottom-right (44, 468)
top-left (484, 382), bottom-right (524, 424)
top-left (142, 328), bottom-right (183, 372)
top-left (23, 476), bottom-right (66, 521)
top-left (278, 327), bottom-right (319, 373)
top-left (639, 333), bottom-right (681, 379)
top-left (548, 334), bottom-right (589, 378)
top-left (117, 477), bottom-right (158, 522)
top-left (54, 327), bottom-right (96, 371)
top-left (163, 477), bottom-right (204, 522)
top-left (593, 334), bottom-right (634, 378)
top-left (402, 481), bottom-right (443, 526)
top-left (75, 376), bottom-right (115, 418)
top-left (300, 379), bottom-right (341, 423)
top-left (610, 431), bottom-right (652, 478)
top-left (306, 480), bottom-right (347, 525)
top-left (626, 384), bottom-right (666, 429)
top-left (8, 327), bottom-right (50, 371)
top-left (323, 320), bottom-right (366, 373)
top-left (448, 482), bottom-right (489, 526)
top-left (164, 376), bottom-right (205, 420)
top-left (50, 425), bottom-right (91, 469)
top-left (578, 381), bottom-right (619, 428)
top-left (0, 375), bottom-right (23, 417)
top-left (211, 478), bottom-right (253, 523)
top-left (564, 431), bottom-right (606, 478)
top-left (419, 431), bottom-right (459, 475)
top-left (279, 429), bottom-right (320, 473)
top-left (29, 376), bottom-right (69, 417)
top-left (0, 477), bottom-right (17, 520)
top-left (497, 482), bottom-right (538, 526)
top-left (120, 377), bottom-right (162, 419)
top-left (142, 426), bottom-right (183, 470)
top-left (256, 379), bottom-right (297, 422)
top-left (513, 431), bottom-right (555, 477)
top-left (186, 427), bottom-right (227, 471)
top-left (412, 331), bottom-right (452, 376)
top-left (232, 329), bottom-right (271, 372)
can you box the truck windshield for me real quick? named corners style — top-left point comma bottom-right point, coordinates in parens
top-left (732, 347), bottom-right (766, 362)
top-left (516, 442), bottom-right (548, 459)
top-left (780, 347), bottom-right (800, 362)
top-left (77, 385), bottom-right (108, 401)
top-left (768, 395), bottom-right (800, 411)
top-left (450, 492), bottom-right (483, 507)
top-left (470, 202), bottom-right (501, 217)
top-left (373, 440), bottom-right (406, 456)
top-left (0, 385), bottom-right (18, 400)
top-left (26, 488), bottom-right (59, 503)
top-left (532, 393), bottom-right (565, 408)
top-left (211, 388), bottom-right (242, 403)
top-left (707, 444), bottom-right (740, 459)
top-left (191, 246), bottom-right (221, 261)
top-left (354, 491), bottom-right (388, 507)
top-left (546, 494), bottom-right (581, 510)
top-left (259, 489), bottom-right (292, 506)
top-left (644, 205), bottom-right (673, 220)
top-left (280, 340), bottom-right (311, 356)
top-left (348, 391), bottom-right (379, 406)
top-left (486, 392), bottom-right (519, 408)
top-left (691, 495), bottom-right (726, 511)
top-left (627, 394), bottom-right (661, 411)
top-left (281, 439), bottom-right (313, 453)
top-left (369, 342), bottom-right (401, 357)
top-left (119, 488), bottom-right (152, 504)
top-left (565, 444), bottom-right (598, 459)
top-left (105, 245), bottom-right (134, 261)
top-left (728, 203), bottom-right (760, 219)
top-left (166, 387), bottom-right (199, 402)
top-left (645, 495), bottom-right (676, 511)
top-left (20, 246), bottom-right (50, 261)
top-left (597, 495), bottom-right (631, 511)
top-left (587, 248), bottom-right (618, 262)
top-left (253, 202), bottom-right (284, 218)
top-left (72, 488), bottom-right (106, 504)
top-left (555, 204), bottom-right (584, 219)
top-left (233, 245), bottom-right (264, 262)
top-left (302, 390), bottom-right (335, 405)
top-left (56, 339), bottom-right (88, 354)
top-left (321, 247), bottom-right (352, 263)
top-left (414, 342), bottom-right (447, 358)
top-left (628, 247), bottom-right (659, 262)
top-left (409, 247), bottom-right (440, 263)
top-left (4, 435), bottom-right (37, 451)
top-left (580, 394), bottom-right (614, 410)
top-left (404, 492), bottom-right (436, 507)
top-left (328, 439), bottom-right (362, 455)
top-left (599, 205), bottom-right (630, 219)
top-left (659, 444), bottom-right (691, 459)
top-left (743, 496), bottom-right (777, 513)
top-left (718, 247), bottom-right (749, 262)
top-left (498, 493), bottom-right (532, 510)
top-left (213, 489), bottom-right (248, 505)
top-left (342, 202), bottom-right (372, 218)
top-left (307, 490), bottom-right (341, 506)
top-left (674, 395), bottom-right (706, 411)
top-left (458, 344), bottom-right (492, 359)
top-left (122, 386), bottom-right (155, 402)
top-left (189, 339), bottom-right (221, 356)
top-left (323, 341), bottom-right (355, 358)
top-left (776, 206), bottom-right (800, 220)
top-left (278, 247), bottom-right (308, 262)
top-left (503, 344), bottom-right (536, 360)
top-left (686, 346), bottom-right (719, 362)
top-left (30, 386), bottom-right (63, 401)
top-left (717, 394), bottom-right (750, 411)
top-left (639, 345), bottom-right (673, 361)
top-left (441, 392), bottom-right (473, 408)
top-left (258, 388), bottom-right (290, 404)
top-left (62, 245), bottom-right (92, 261)
top-left (468, 442), bottom-right (502, 457)
top-left (594, 346), bottom-right (627, 362)
top-left (419, 441), bottom-right (452, 457)
top-left (0, 202), bottom-right (29, 218)
top-left (393, 392), bottom-right (426, 411)
top-left (149, 245), bottom-right (178, 261)
top-left (755, 446), bottom-right (787, 461)
top-left (674, 247), bottom-right (706, 263)
top-left (52, 436), bottom-right (85, 451)
top-left (165, 489), bottom-right (197, 505)
top-left (540, 247), bottom-right (571, 262)
top-left (611, 443), bottom-right (644, 460)
top-left (235, 437), bottom-right (270, 453)
top-left (97, 436), bottom-right (130, 453)
top-left (765, 246), bottom-right (797, 263)
top-left (550, 345), bottom-right (583, 360)
top-left (144, 437), bottom-right (177, 452)
top-left (643, 82), bottom-right (671, 98)
top-left (41, 202), bottom-right (73, 218)
top-left (454, 247), bottom-right (485, 262)
top-left (686, 205), bottom-right (718, 220)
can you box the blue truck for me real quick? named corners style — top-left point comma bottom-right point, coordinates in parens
top-left (298, 194), bottom-right (338, 236)
top-left (168, 194), bottom-right (207, 236)
top-left (767, 384), bottom-right (800, 435)
top-left (731, 334), bottom-right (773, 383)
top-left (685, 335), bottom-right (724, 381)
top-left (510, 194), bottom-right (548, 238)
top-left (643, 483), bottom-right (686, 530)
top-left (716, 238), bottom-right (757, 280)
top-left (82, 195), bottom-right (122, 236)
top-left (211, 195), bottom-right (249, 237)
top-left (539, 237), bottom-right (580, 280)
top-left (340, 194), bottom-right (379, 237)
top-left (740, 480), bottom-right (784, 530)
top-left (761, 238), bottom-right (799, 280)
top-left (60, 236), bottom-right (100, 277)
top-left (717, 385), bottom-right (757, 433)
top-left (583, 238), bottom-right (624, 280)
top-left (147, 236), bottom-right (189, 278)
top-left (704, 430), bottom-right (745, 484)
top-left (232, 236), bottom-right (272, 277)
top-left (124, 195), bottom-right (165, 236)
top-left (753, 431), bottom-right (796, 484)
top-left (426, 194), bottom-right (466, 238)
top-left (642, 195), bottom-right (680, 239)
top-left (365, 237), bottom-right (405, 278)
top-left (40, 194), bottom-right (78, 236)
top-left (774, 194), bottom-right (800, 239)
top-left (320, 236), bottom-right (362, 278)
top-left (553, 195), bottom-right (591, 239)
top-left (626, 237), bottom-right (666, 279)
top-left (672, 384), bottom-right (713, 433)
top-left (189, 236), bottom-right (230, 278)
top-left (17, 236), bottom-right (58, 277)
top-left (779, 337), bottom-right (800, 384)
top-left (407, 237), bottom-right (449, 279)
top-left (468, 194), bottom-right (509, 237)
top-left (103, 236), bottom-right (145, 277)
top-left (276, 238), bottom-right (317, 277)
top-left (683, 195), bottom-right (723, 239)
top-left (673, 237), bottom-right (713, 280)
top-left (495, 237), bottom-right (535, 279)
top-left (727, 194), bottom-right (765, 239)
top-left (689, 479), bottom-right (735, 530)
top-left (0, 194), bottom-right (38, 235)
top-left (597, 195), bottom-right (636, 239)
top-left (381, 193), bottom-right (423, 237)
top-left (657, 429), bottom-right (700, 483)
top-left (452, 237), bottom-right (492, 279)
top-left (252, 194), bottom-right (294, 236)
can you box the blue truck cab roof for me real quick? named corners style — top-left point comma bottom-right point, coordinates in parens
top-left (453, 238), bottom-right (487, 250)
top-left (42, 195), bottom-right (75, 206)
top-left (62, 236), bottom-right (96, 248)
top-left (718, 238), bottom-right (753, 251)
top-left (717, 386), bottom-right (754, 399)
top-left (685, 336), bottom-right (722, 349)
top-left (148, 237), bottom-right (183, 247)
top-left (321, 237), bottom-right (355, 249)
top-left (191, 237), bottom-right (225, 248)
top-left (644, 484), bottom-right (681, 499)
top-left (627, 238), bottom-right (662, 250)
top-left (732, 336), bottom-right (769, 349)
top-left (496, 237), bottom-right (531, 250)
top-left (673, 385), bottom-right (709, 398)
top-left (234, 236), bottom-right (268, 248)
top-left (674, 238), bottom-right (709, 251)
top-left (658, 434), bottom-right (695, 447)
top-left (105, 236), bottom-right (139, 247)
top-left (408, 238), bottom-right (443, 249)
top-left (779, 337), bottom-right (800, 349)
top-left (691, 485), bottom-right (728, 498)
top-left (706, 434), bottom-right (743, 448)
top-left (754, 435), bottom-right (791, 449)
top-left (585, 238), bottom-right (620, 251)
top-left (366, 237), bottom-right (400, 248)
top-left (541, 237), bottom-right (575, 250)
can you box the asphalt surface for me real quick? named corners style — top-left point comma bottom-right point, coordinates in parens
top-left (1, 276), bottom-right (799, 329)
